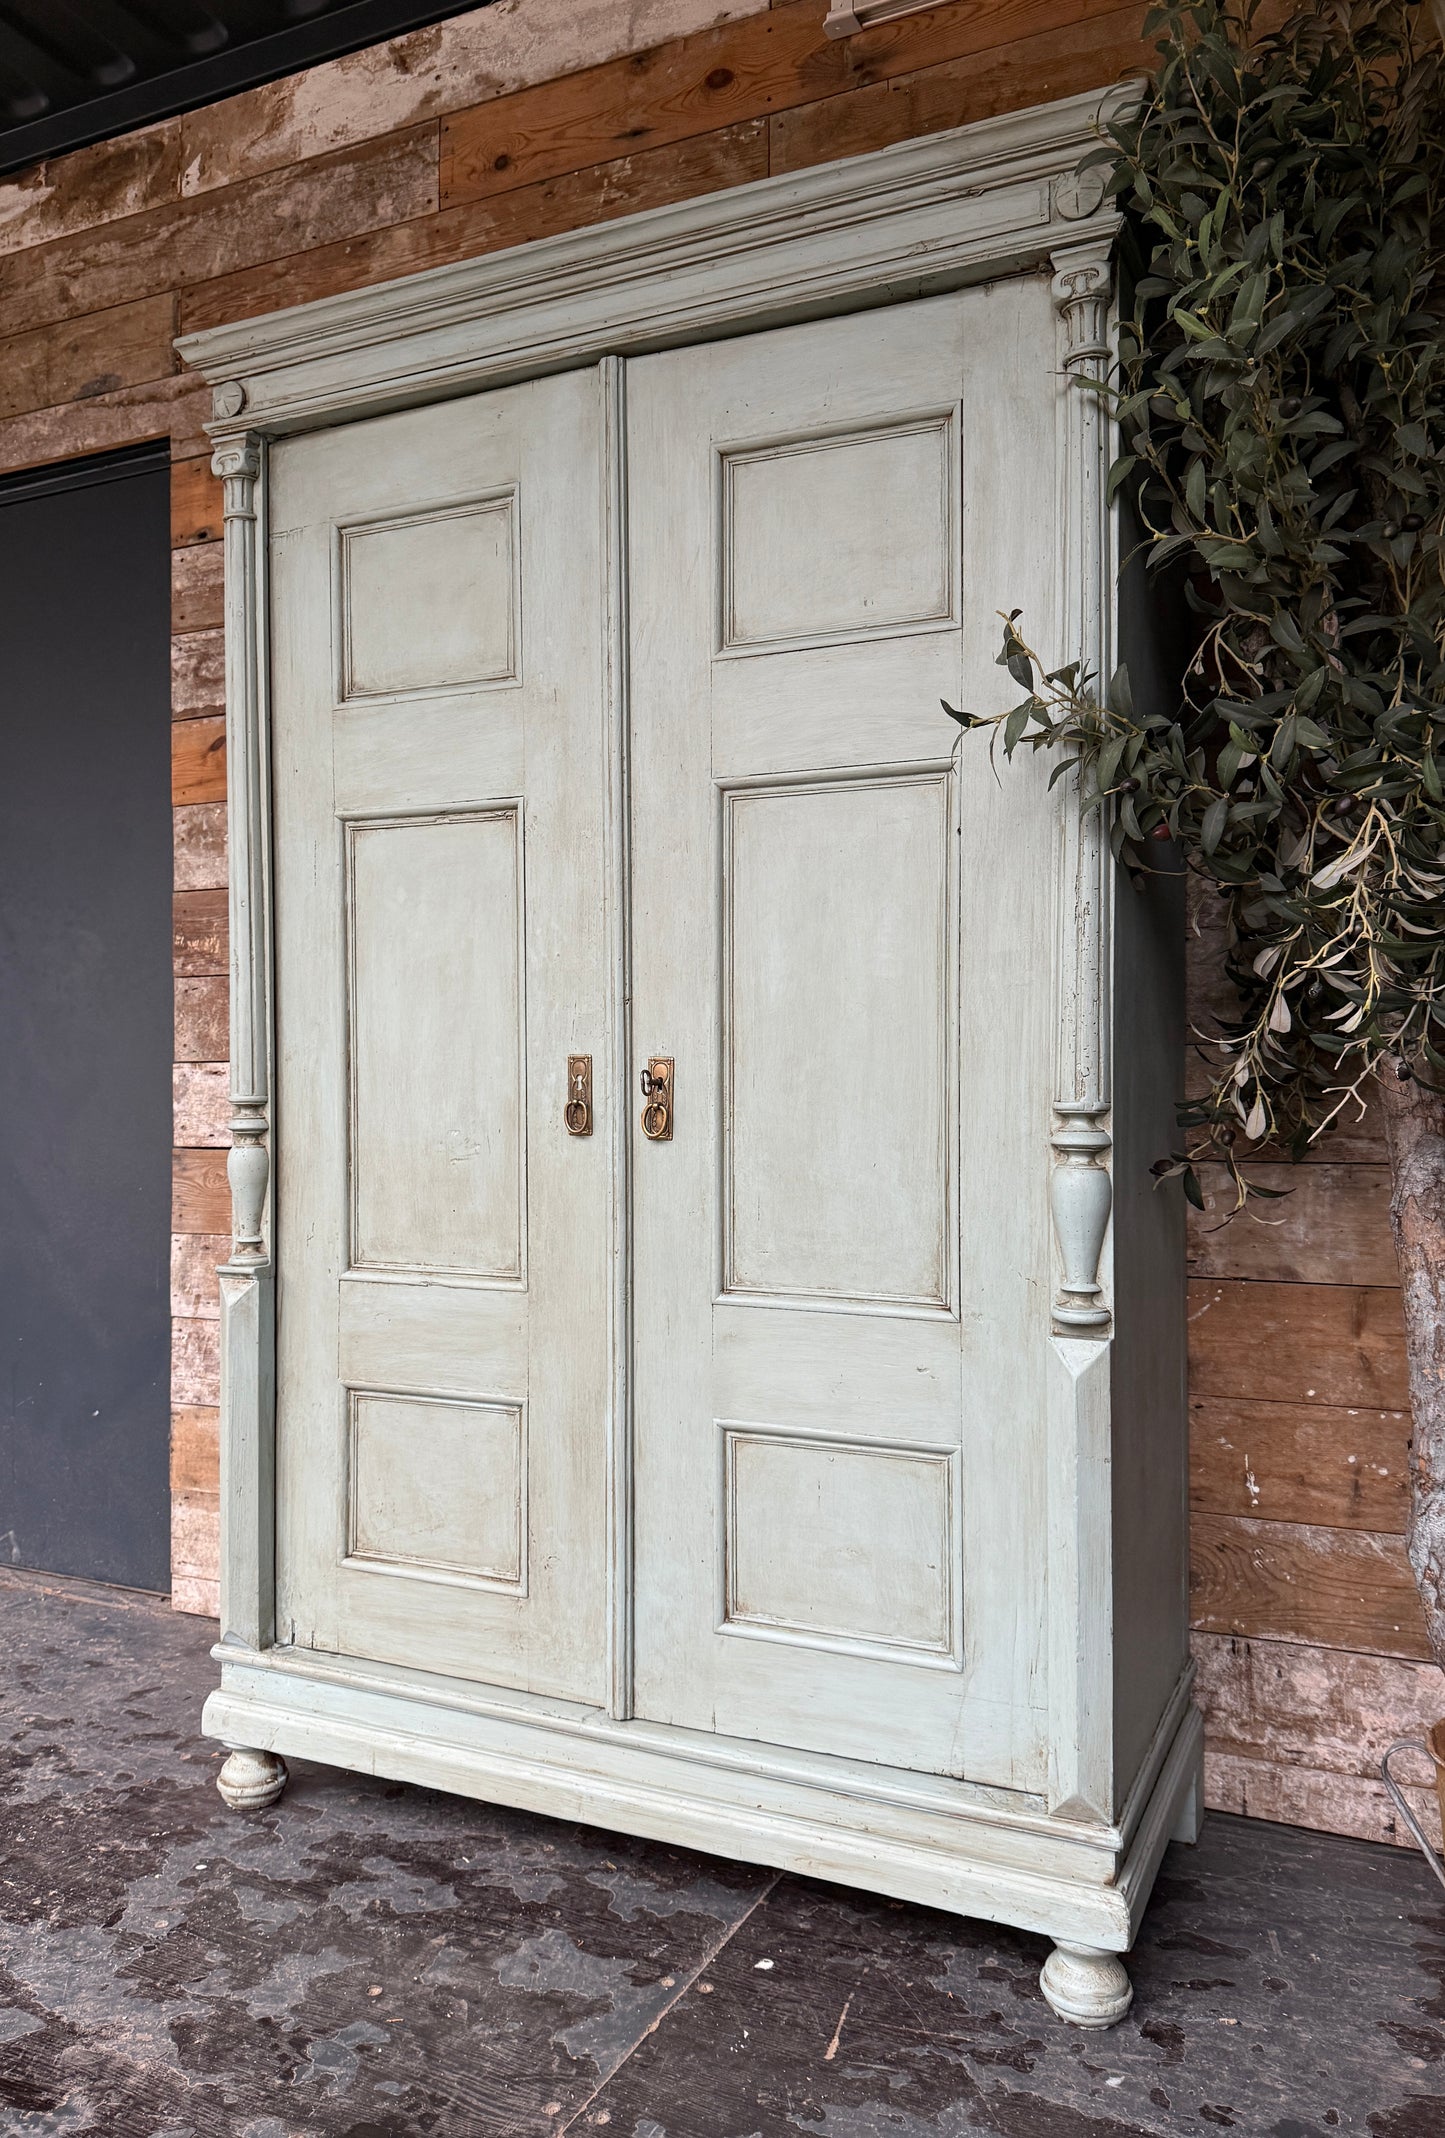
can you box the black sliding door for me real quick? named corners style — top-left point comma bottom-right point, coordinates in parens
top-left (0, 443), bottom-right (173, 1590)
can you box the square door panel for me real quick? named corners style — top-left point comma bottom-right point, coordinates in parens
top-left (721, 1425), bottom-right (959, 1664)
top-left (339, 494), bottom-right (518, 700)
top-left (720, 416), bottom-right (957, 654)
top-left (346, 809), bottom-right (525, 1279)
top-left (722, 772), bottom-right (953, 1310)
top-left (347, 1390), bottom-right (526, 1590)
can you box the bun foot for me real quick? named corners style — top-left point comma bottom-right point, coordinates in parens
top-left (1040, 1942), bottom-right (1133, 2028)
top-left (216, 1745), bottom-right (288, 1811)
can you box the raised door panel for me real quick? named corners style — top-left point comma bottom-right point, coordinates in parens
top-left (628, 288), bottom-right (1060, 1788)
top-left (271, 373), bottom-right (613, 1701)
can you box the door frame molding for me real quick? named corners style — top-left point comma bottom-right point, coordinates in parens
top-left (180, 90), bottom-right (1149, 1834)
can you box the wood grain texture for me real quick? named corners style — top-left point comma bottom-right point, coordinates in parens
top-left (172, 1318), bottom-right (220, 1407)
top-left (1189, 1278), bottom-right (1409, 1410)
top-left (171, 455), bottom-right (224, 547)
top-left (176, 977), bottom-right (229, 1063)
top-left (1187, 1165), bottom-right (1397, 1288)
top-left (439, 0), bottom-right (1139, 207)
top-left (0, 293), bottom-right (177, 425)
top-left (172, 1150), bottom-right (230, 1235)
top-left (0, 371), bottom-right (208, 479)
top-left (170, 1404), bottom-right (220, 1494)
top-left (0, 120), bottom-right (182, 257)
top-left (173, 803), bottom-right (227, 892)
top-left (0, 126), bottom-right (438, 340)
top-left (174, 1063), bottom-right (230, 1149)
top-left (172, 715), bottom-right (226, 806)
top-left (1190, 1512), bottom-right (1430, 1661)
top-left (171, 1235), bottom-right (227, 1322)
top-left (172, 545), bottom-right (224, 636)
top-left (177, 0), bottom-right (772, 198)
top-left (174, 890), bottom-right (227, 976)
top-left (180, 120), bottom-right (770, 335)
top-left (1191, 1394), bottom-right (1410, 1533)
top-left (769, 4), bottom-right (1147, 170)
top-left (171, 1487), bottom-right (220, 1576)
top-left (1204, 1747), bottom-right (1441, 1851)
top-left (1193, 1630), bottom-right (1443, 1782)
top-left (172, 627), bottom-right (225, 722)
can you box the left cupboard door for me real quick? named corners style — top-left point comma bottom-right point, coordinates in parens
top-left (270, 373), bottom-right (616, 1702)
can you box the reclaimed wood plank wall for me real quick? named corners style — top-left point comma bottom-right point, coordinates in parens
top-left (1, 0), bottom-right (1437, 1851)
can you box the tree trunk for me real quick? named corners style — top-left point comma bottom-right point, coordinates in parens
top-left (1377, 1063), bottom-right (1445, 1675)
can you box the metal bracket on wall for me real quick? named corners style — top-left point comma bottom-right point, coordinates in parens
top-left (823, 1), bottom-right (940, 35)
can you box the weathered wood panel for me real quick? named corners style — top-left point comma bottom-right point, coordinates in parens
top-left (171, 454), bottom-right (224, 547)
top-left (177, 0), bottom-right (772, 198)
top-left (170, 1404), bottom-right (220, 1494)
top-left (170, 1486), bottom-right (220, 1614)
top-left (439, 0), bottom-right (1137, 208)
top-left (1189, 1278), bottom-right (1409, 1411)
top-left (172, 1317), bottom-right (220, 1406)
top-left (0, 121), bottom-right (181, 257)
top-left (172, 544), bottom-right (224, 635)
top-left (172, 1151), bottom-right (230, 1235)
top-left (1191, 1394), bottom-right (1410, 1533)
top-left (0, 126), bottom-right (439, 339)
top-left (0, 371), bottom-right (208, 478)
top-left (180, 121), bottom-right (770, 335)
top-left (173, 889), bottom-right (227, 976)
top-left (172, 716), bottom-right (226, 806)
top-left (0, 293), bottom-right (177, 425)
top-left (174, 1063), bottom-right (229, 1149)
top-left (173, 802), bottom-right (227, 892)
top-left (170, 1234), bottom-right (227, 1322)
top-left (1204, 1747), bottom-right (1440, 1852)
top-left (175, 978), bottom-right (228, 1064)
top-left (769, 4), bottom-right (1147, 170)
top-left (172, 626), bottom-right (225, 719)
top-left (1190, 1512), bottom-right (1430, 1661)
top-left (1187, 1165), bottom-right (1397, 1289)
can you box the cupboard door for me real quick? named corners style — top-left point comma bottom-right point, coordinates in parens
top-left (627, 291), bottom-right (1057, 1786)
top-left (270, 373), bottom-right (614, 1701)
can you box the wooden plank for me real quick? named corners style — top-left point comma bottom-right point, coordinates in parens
top-left (0, 371), bottom-right (208, 480)
top-left (1189, 1512), bottom-right (1430, 1661)
top-left (172, 626), bottom-right (225, 721)
top-left (1191, 1394), bottom-right (1410, 1533)
top-left (0, 125), bottom-right (438, 340)
top-left (170, 1404), bottom-right (220, 1495)
top-left (174, 888), bottom-right (227, 976)
top-left (173, 1149), bottom-right (230, 1234)
top-left (173, 545), bottom-right (224, 635)
top-left (171, 1571), bottom-right (220, 1618)
top-left (0, 119), bottom-right (181, 258)
top-left (177, 0), bottom-right (772, 198)
top-left (173, 715), bottom-right (226, 805)
top-left (172, 456), bottom-right (224, 548)
top-left (171, 1317), bottom-right (220, 1406)
top-left (1204, 1748), bottom-right (1440, 1852)
top-left (170, 1236), bottom-right (227, 1322)
top-left (171, 1487), bottom-right (220, 1574)
top-left (174, 1062), bottom-right (229, 1149)
top-left (1188, 1277), bottom-right (1409, 1410)
top-left (1187, 1164), bottom-right (1397, 1289)
top-left (180, 120), bottom-right (769, 336)
top-left (1193, 1631), bottom-right (1443, 1783)
top-left (769, 4), bottom-right (1146, 170)
top-left (0, 293), bottom-right (177, 425)
top-left (176, 976), bottom-right (229, 1063)
top-left (174, 801), bottom-right (227, 891)
top-left (438, 0), bottom-right (1135, 208)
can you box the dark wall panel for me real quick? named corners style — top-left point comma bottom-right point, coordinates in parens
top-left (0, 447), bottom-right (173, 1591)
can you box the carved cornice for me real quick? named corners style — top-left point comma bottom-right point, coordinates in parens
top-left (176, 86), bottom-right (1126, 436)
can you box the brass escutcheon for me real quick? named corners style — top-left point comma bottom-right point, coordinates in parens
top-left (565, 1054), bottom-right (592, 1137)
top-left (640, 1057), bottom-right (673, 1141)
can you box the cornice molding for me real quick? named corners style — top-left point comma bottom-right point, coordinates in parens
top-left (177, 84), bottom-right (1130, 436)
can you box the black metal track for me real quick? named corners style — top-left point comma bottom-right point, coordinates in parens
top-left (0, 0), bottom-right (494, 178)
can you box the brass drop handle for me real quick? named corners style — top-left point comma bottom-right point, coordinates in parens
top-left (565, 1055), bottom-right (592, 1137)
top-left (640, 1057), bottom-right (673, 1141)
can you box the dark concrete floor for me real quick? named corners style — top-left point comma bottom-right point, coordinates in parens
top-left (0, 1571), bottom-right (1441, 2138)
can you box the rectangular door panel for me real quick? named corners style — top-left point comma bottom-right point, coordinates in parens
top-left (628, 289), bottom-right (1059, 1788)
top-left (272, 373), bottom-right (613, 1702)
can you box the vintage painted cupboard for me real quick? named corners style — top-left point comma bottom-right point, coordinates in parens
top-left (180, 89), bottom-right (1199, 2028)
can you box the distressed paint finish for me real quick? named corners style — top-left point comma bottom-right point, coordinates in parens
top-left (0, 1571), bottom-right (1440, 2133)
